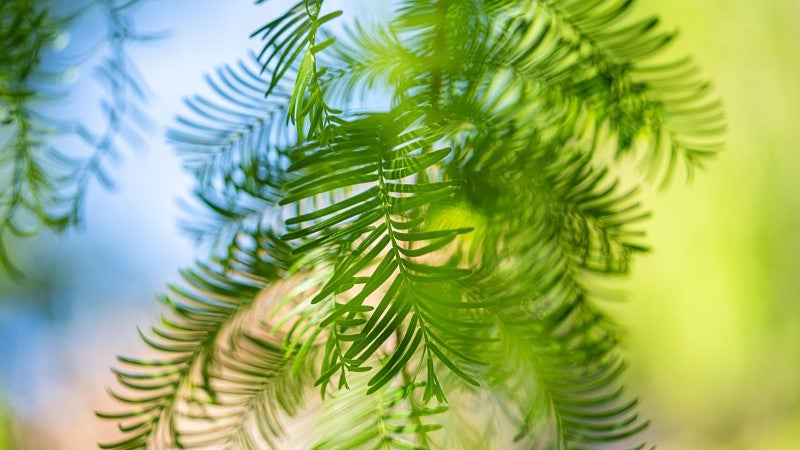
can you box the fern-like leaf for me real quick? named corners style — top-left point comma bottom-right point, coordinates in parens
top-left (99, 1), bottom-right (723, 447)
top-left (168, 56), bottom-right (291, 260)
top-left (98, 233), bottom-right (296, 449)
top-left (281, 107), bottom-right (487, 400)
top-left (313, 377), bottom-right (447, 450)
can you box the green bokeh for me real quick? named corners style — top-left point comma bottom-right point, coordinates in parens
top-left (620, 1), bottom-right (800, 448)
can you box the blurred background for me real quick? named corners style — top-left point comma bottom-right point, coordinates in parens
top-left (0, 1), bottom-right (798, 448)
top-left (625, 1), bottom-right (800, 448)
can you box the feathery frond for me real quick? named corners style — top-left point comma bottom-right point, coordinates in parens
top-left (167, 56), bottom-right (291, 259)
top-left (98, 232), bottom-right (299, 449)
top-left (313, 377), bottom-right (447, 450)
top-left (252, 0), bottom-right (343, 141)
top-left (101, 0), bottom-right (723, 448)
top-left (280, 107), bottom-right (487, 400)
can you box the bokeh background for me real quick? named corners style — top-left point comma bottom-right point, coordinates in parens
top-left (626, 1), bottom-right (800, 448)
top-left (0, 1), bottom-right (798, 448)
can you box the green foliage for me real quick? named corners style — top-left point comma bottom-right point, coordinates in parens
top-left (0, 0), bottom-right (147, 277)
top-left (95, 0), bottom-right (722, 448)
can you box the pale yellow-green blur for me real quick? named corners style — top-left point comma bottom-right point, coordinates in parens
top-left (0, 400), bottom-right (9, 449)
top-left (617, 1), bottom-right (800, 448)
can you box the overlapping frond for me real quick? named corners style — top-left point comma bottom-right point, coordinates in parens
top-left (174, 329), bottom-right (319, 449)
top-left (446, 133), bottom-right (651, 448)
top-left (167, 56), bottom-right (291, 258)
top-left (252, 0), bottom-right (343, 141)
top-left (280, 107), bottom-right (488, 400)
top-left (101, 0), bottom-right (722, 448)
top-left (523, 0), bottom-right (724, 183)
top-left (313, 378), bottom-right (447, 450)
top-left (335, 0), bottom-right (724, 185)
top-left (525, 145), bottom-right (650, 274)
top-left (490, 304), bottom-right (649, 450)
top-left (98, 232), bottom-right (296, 449)
top-left (475, 236), bottom-right (648, 449)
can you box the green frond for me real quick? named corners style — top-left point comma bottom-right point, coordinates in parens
top-left (172, 332), bottom-right (319, 449)
top-left (168, 57), bottom-right (292, 180)
top-left (168, 57), bottom-right (291, 258)
top-left (519, 144), bottom-right (649, 274)
top-left (324, 23), bottom-right (412, 106)
top-left (472, 233), bottom-right (649, 449)
top-left (252, 0), bottom-right (343, 141)
top-left (280, 108), bottom-right (487, 399)
top-left (337, 0), bottom-right (723, 185)
top-left (98, 233), bottom-right (297, 449)
top-left (313, 377), bottom-right (447, 450)
top-left (98, 0), bottom-right (722, 447)
top-left (527, 0), bottom-right (725, 183)
top-left (0, 2), bottom-right (62, 277)
top-left (449, 132), bottom-right (652, 447)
